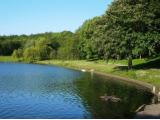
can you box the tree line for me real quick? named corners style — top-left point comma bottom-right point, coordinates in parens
top-left (0, 0), bottom-right (159, 69)
top-left (0, 31), bottom-right (80, 61)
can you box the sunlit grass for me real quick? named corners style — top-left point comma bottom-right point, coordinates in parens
top-left (0, 56), bottom-right (20, 62)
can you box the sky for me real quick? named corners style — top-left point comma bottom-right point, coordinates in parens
top-left (0, 0), bottom-right (112, 35)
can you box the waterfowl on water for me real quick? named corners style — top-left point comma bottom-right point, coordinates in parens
top-left (81, 69), bottom-right (86, 72)
top-left (100, 94), bottom-right (121, 102)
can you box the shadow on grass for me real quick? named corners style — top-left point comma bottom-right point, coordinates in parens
top-left (114, 57), bottom-right (160, 71)
top-left (134, 57), bottom-right (160, 69)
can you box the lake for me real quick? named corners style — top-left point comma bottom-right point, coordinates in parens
top-left (0, 63), bottom-right (153, 119)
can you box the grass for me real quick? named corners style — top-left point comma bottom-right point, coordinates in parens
top-left (0, 56), bottom-right (20, 62)
top-left (0, 56), bottom-right (159, 86)
top-left (106, 59), bottom-right (147, 66)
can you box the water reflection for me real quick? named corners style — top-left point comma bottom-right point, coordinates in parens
top-left (75, 73), bottom-right (153, 118)
top-left (0, 63), bottom-right (153, 118)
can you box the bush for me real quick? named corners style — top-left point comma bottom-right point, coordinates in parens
top-left (12, 49), bottom-right (23, 58)
top-left (23, 46), bottom-right (52, 62)
top-left (23, 47), bottom-right (40, 62)
top-left (37, 46), bottom-right (52, 60)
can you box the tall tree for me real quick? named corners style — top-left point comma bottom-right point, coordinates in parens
top-left (103, 0), bottom-right (160, 69)
top-left (76, 16), bottom-right (106, 60)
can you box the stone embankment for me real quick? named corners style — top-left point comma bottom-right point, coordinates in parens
top-left (135, 104), bottom-right (160, 119)
top-left (135, 86), bottom-right (160, 119)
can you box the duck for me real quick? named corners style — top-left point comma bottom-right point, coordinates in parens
top-left (100, 94), bottom-right (121, 102)
top-left (81, 69), bottom-right (86, 72)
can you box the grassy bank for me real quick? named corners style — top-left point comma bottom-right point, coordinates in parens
top-left (37, 59), bottom-right (160, 86)
top-left (0, 56), bottom-right (20, 62)
top-left (0, 56), bottom-right (159, 86)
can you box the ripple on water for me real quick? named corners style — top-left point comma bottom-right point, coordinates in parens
top-left (0, 63), bottom-right (153, 119)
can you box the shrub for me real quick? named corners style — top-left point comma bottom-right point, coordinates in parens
top-left (12, 49), bottom-right (23, 58)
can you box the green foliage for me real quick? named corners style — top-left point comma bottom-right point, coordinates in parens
top-left (12, 49), bottom-right (23, 58)
top-left (76, 16), bottom-right (105, 60)
top-left (0, 38), bottom-right (22, 56)
top-left (76, 0), bottom-right (160, 68)
top-left (0, 31), bottom-right (81, 61)
top-left (103, 0), bottom-right (160, 68)
top-left (23, 47), bottom-right (40, 62)
top-left (23, 39), bottom-right (52, 62)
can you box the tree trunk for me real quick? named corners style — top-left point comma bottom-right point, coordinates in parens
top-left (105, 53), bottom-right (109, 64)
top-left (140, 54), bottom-right (142, 59)
top-left (128, 55), bottom-right (133, 70)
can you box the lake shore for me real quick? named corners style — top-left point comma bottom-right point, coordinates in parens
top-left (0, 56), bottom-right (159, 87)
top-left (0, 61), bottom-right (154, 118)
top-left (36, 60), bottom-right (153, 90)
top-left (36, 60), bottom-right (160, 119)
top-left (135, 104), bottom-right (160, 119)
top-left (1, 56), bottom-right (160, 118)
top-left (36, 59), bottom-right (160, 87)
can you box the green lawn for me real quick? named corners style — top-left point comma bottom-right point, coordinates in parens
top-left (0, 56), bottom-right (20, 62)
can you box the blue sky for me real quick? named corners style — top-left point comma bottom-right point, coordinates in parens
top-left (0, 0), bottom-right (112, 35)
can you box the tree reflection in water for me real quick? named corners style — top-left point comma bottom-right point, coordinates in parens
top-left (74, 73), bottom-right (153, 119)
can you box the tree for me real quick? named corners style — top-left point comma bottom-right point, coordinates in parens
top-left (0, 39), bottom-right (22, 56)
top-left (47, 41), bottom-right (60, 59)
top-left (103, 0), bottom-right (160, 69)
top-left (76, 17), bottom-right (106, 60)
top-left (23, 47), bottom-right (39, 62)
top-left (12, 49), bottom-right (23, 58)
